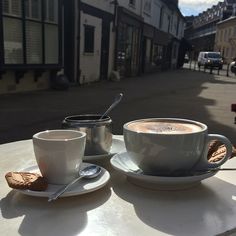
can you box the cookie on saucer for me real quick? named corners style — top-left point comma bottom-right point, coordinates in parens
top-left (5, 172), bottom-right (48, 191)
top-left (208, 141), bottom-right (236, 162)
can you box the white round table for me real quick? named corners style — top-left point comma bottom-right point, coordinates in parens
top-left (1, 135), bottom-right (236, 236)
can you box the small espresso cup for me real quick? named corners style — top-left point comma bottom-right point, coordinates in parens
top-left (33, 130), bottom-right (86, 184)
top-left (123, 118), bottom-right (232, 176)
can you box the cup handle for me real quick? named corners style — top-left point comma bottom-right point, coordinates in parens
top-left (194, 134), bottom-right (232, 170)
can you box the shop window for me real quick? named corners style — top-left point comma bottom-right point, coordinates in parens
top-left (84, 25), bottom-right (95, 53)
top-left (45, 24), bottom-right (59, 64)
top-left (145, 38), bottom-right (152, 64)
top-left (3, 0), bottom-right (9, 14)
top-left (2, 0), bottom-right (60, 66)
top-left (44, 0), bottom-right (59, 63)
top-left (3, 17), bottom-right (23, 64)
top-left (25, 0), bottom-right (41, 20)
top-left (3, 0), bottom-right (21, 16)
top-left (152, 44), bottom-right (163, 66)
top-left (44, 0), bottom-right (58, 23)
top-left (26, 21), bottom-right (42, 64)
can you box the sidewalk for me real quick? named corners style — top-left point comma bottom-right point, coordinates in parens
top-left (1, 68), bottom-right (236, 144)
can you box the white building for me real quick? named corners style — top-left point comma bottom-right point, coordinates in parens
top-left (0, 0), bottom-right (185, 94)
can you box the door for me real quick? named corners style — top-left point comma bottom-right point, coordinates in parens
top-left (100, 20), bottom-right (110, 80)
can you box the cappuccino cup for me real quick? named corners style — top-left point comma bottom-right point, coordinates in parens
top-left (123, 118), bottom-right (232, 176)
top-left (33, 130), bottom-right (86, 184)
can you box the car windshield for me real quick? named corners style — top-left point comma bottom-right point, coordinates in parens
top-left (207, 53), bottom-right (221, 59)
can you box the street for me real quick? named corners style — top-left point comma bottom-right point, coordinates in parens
top-left (1, 68), bottom-right (236, 145)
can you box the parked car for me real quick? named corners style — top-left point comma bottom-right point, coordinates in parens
top-left (230, 57), bottom-right (236, 75)
top-left (198, 51), bottom-right (223, 69)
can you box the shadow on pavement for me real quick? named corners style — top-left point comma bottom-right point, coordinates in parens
top-left (0, 69), bottom-right (236, 144)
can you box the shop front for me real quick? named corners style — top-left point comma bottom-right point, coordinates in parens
top-left (0, 0), bottom-right (63, 93)
top-left (152, 28), bottom-right (171, 70)
top-left (115, 7), bottom-right (142, 78)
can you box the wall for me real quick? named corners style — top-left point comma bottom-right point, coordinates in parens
top-left (0, 71), bottom-right (50, 94)
top-left (82, 0), bottom-right (114, 14)
top-left (118, 0), bottom-right (142, 16)
top-left (215, 17), bottom-right (236, 63)
top-left (80, 12), bottom-right (102, 83)
top-left (151, 0), bottom-right (161, 29)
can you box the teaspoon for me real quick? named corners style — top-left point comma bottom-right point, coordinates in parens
top-left (99, 93), bottom-right (123, 120)
top-left (48, 165), bottom-right (102, 202)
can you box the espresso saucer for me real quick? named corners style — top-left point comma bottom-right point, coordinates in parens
top-left (110, 152), bottom-right (219, 190)
top-left (84, 137), bottom-right (126, 161)
top-left (15, 163), bottom-right (110, 198)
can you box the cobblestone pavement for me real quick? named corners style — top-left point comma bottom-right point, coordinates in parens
top-left (1, 68), bottom-right (236, 144)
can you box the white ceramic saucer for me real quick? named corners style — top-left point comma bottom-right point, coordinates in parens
top-left (84, 138), bottom-right (126, 161)
top-left (16, 163), bottom-right (110, 198)
top-left (110, 152), bottom-right (219, 190)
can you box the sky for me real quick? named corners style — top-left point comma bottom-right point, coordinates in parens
top-left (179, 0), bottom-right (220, 16)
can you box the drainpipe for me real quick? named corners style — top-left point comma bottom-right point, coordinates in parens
top-left (76, 0), bottom-right (81, 83)
top-left (111, 0), bottom-right (119, 70)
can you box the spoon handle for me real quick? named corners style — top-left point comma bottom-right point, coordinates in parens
top-left (100, 93), bottom-right (123, 120)
top-left (48, 176), bottom-right (83, 202)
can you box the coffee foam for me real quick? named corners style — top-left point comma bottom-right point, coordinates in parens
top-left (127, 121), bottom-right (202, 134)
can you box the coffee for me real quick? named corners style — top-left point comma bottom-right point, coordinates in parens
top-left (127, 121), bottom-right (202, 134)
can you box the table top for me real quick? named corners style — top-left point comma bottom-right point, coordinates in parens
top-left (1, 135), bottom-right (236, 236)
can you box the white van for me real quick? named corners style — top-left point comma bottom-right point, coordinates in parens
top-left (198, 52), bottom-right (223, 69)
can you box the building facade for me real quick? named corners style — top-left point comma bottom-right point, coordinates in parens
top-left (184, 0), bottom-right (236, 59)
top-left (0, 0), bottom-right (63, 94)
top-left (215, 16), bottom-right (236, 63)
top-left (64, 0), bottom-right (185, 83)
top-left (0, 0), bottom-right (185, 94)
top-left (115, 0), bottom-right (185, 77)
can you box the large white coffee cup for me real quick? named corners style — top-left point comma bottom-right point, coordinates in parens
top-left (33, 130), bottom-right (86, 184)
top-left (123, 118), bottom-right (232, 175)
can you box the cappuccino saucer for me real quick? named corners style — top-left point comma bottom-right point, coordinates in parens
top-left (15, 163), bottom-right (110, 198)
top-left (110, 152), bottom-right (219, 190)
top-left (84, 137), bottom-right (126, 161)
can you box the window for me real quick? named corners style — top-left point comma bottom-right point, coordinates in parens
top-left (3, 0), bottom-right (23, 64)
top-left (228, 27), bottom-right (232, 38)
top-left (45, 24), bottom-right (59, 63)
top-left (129, 0), bottom-right (136, 7)
top-left (44, 0), bottom-right (59, 63)
top-left (220, 30), bottom-right (223, 42)
top-left (152, 44), bottom-right (163, 66)
top-left (159, 6), bottom-right (164, 29)
top-left (234, 26), bottom-right (236, 37)
top-left (2, 0), bottom-right (60, 65)
top-left (145, 38), bottom-right (152, 64)
top-left (44, 0), bottom-right (58, 23)
top-left (25, 0), bottom-right (41, 20)
top-left (3, 0), bottom-right (21, 16)
top-left (3, 0), bottom-right (9, 14)
top-left (26, 21), bottom-right (42, 64)
top-left (3, 17), bottom-right (23, 64)
top-left (84, 25), bottom-right (95, 53)
top-left (224, 29), bottom-right (227, 42)
top-left (143, 0), bottom-right (151, 15)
